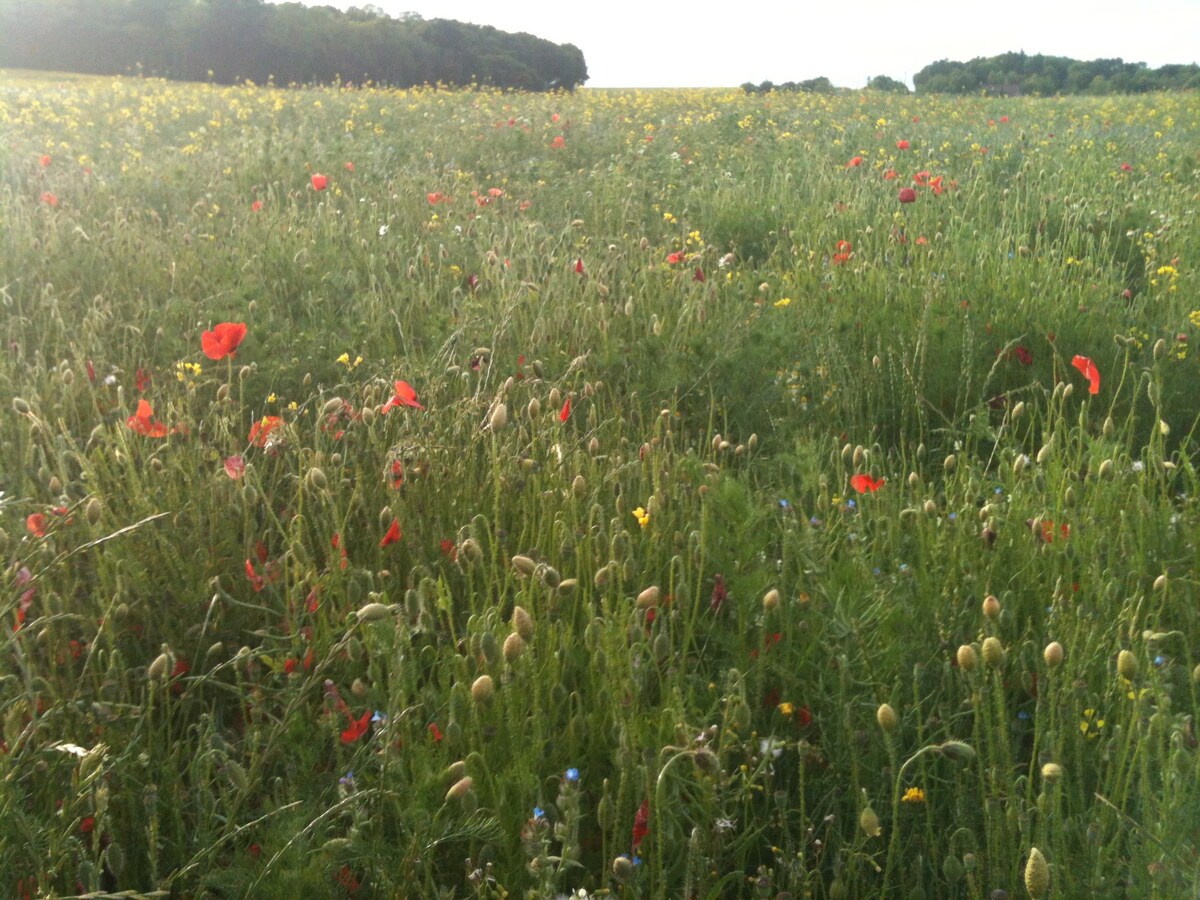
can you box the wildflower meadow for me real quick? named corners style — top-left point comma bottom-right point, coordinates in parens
top-left (2, 71), bottom-right (1200, 898)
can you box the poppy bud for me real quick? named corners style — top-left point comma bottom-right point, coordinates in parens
top-left (876, 703), bottom-right (898, 733)
top-left (943, 454), bottom-right (956, 472)
top-left (860, 806), bottom-right (881, 837)
top-left (503, 632), bottom-right (526, 662)
top-left (923, 499), bottom-right (937, 515)
top-left (443, 760), bottom-right (467, 782)
top-left (548, 387), bottom-right (562, 408)
top-left (471, 674), bottom-right (494, 703)
top-left (636, 585), bottom-right (660, 609)
top-left (1102, 416), bottom-right (1115, 438)
top-left (1012, 401), bottom-right (1025, 418)
top-left (956, 644), bottom-right (978, 671)
top-left (512, 605), bottom-right (534, 641)
top-left (511, 555), bottom-right (536, 576)
top-left (1153, 573), bottom-right (1167, 591)
top-left (982, 595), bottom-right (1001, 619)
top-left (898, 187), bottom-right (917, 203)
top-left (1043, 641), bottom-right (1064, 667)
top-left (536, 563), bottom-right (561, 589)
top-left (361, 406), bottom-right (375, 426)
top-left (488, 403), bottom-right (508, 431)
top-left (12, 396), bottom-right (31, 414)
top-left (1041, 762), bottom-right (1064, 783)
top-left (148, 649), bottom-right (172, 680)
top-left (306, 467), bottom-right (327, 490)
top-left (351, 678), bottom-right (367, 698)
top-left (588, 437), bottom-right (600, 455)
top-left (445, 776), bottom-right (473, 801)
top-left (981, 637), bottom-right (1005, 666)
top-left (1117, 649), bottom-right (1137, 680)
top-left (357, 602), bottom-right (390, 623)
top-left (459, 538), bottom-right (482, 565)
top-left (85, 497), bottom-right (102, 525)
top-left (1024, 848), bottom-right (1050, 899)
top-left (526, 398), bottom-right (541, 419)
top-left (762, 588), bottom-right (780, 612)
top-left (612, 855), bottom-right (634, 881)
top-left (572, 475), bottom-right (587, 497)
top-left (322, 397), bottom-right (344, 417)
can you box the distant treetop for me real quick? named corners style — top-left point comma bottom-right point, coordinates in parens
top-left (0, 0), bottom-right (588, 91)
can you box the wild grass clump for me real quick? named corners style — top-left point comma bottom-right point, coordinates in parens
top-left (2, 75), bottom-right (1199, 897)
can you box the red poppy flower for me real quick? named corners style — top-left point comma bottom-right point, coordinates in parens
top-left (428, 722), bottom-right (443, 742)
top-left (847, 155), bottom-right (863, 168)
top-left (381, 380), bottom-right (424, 413)
top-left (248, 416), bottom-right (283, 447)
top-left (560, 397), bottom-right (571, 422)
top-left (999, 115), bottom-right (1009, 124)
top-left (427, 191), bottom-right (445, 204)
top-left (850, 474), bottom-right (885, 493)
top-left (693, 267), bottom-right (705, 282)
top-left (311, 173), bottom-right (327, 191)
top-left (632, 799), bottom-right (650, 852)
top-left (666, 251), bottom-right (685, 265)
top-left (551, 135), bottom-right (565, 149)
top-left (344, 161), bottom-right (355, 171)
top-left (40, 192), bottom-right (58, 207)
top-left (126, 399), bottom-right (169, 438)
top-left (380, 518), bottom-right (402, 547)
top-left (1071, 355), bottom-right (1100, 394)
top-left (39, 155), bottom-right (51, 167)
top-left (883, 168), bottom-right (898, 180)
top-left (1120, 162), bottom-right (1133, 172)
top-left (575, 258), bottom-right (585, 275)
top-left (26, 513), bottom-right (47, 538)
top-left (251, 200), bottom-right (263, 212)
top-left (898, 187), bottom-right (917, 203)
top-left (201, 322), bottom-right (247, 360)
top-left (331, 533), bottom-right (349, 570)
top-left (913, 170), bottom-right (930, 186)
top-left (340, 710), bottom-right (371, 744)
top-left (388, 459), bottom-right (405, 488)
top-left (896, 139), bottom-right (910, 150)
top-left (245, 558), bottom-right (266, 592)
top-left (929, 176), bottom-right (945, 195)
top-left (223, 455), bottom-right (246, 479)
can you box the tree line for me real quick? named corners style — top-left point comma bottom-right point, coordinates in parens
top-left (914, 52), bottom-right (1200, 95)
top-left (0, 0), bottom-right (588, 90)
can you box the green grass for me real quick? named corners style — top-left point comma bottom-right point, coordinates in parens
top-left (2, 76), bottom-right (1199, 898)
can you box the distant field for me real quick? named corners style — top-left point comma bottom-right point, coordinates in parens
top-left (2, 72), bottom-right (1199, 898)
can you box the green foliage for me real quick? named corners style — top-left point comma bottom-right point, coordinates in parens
top-left (915, 51), bottom-right (1200, 95)
top-left (0, 0), bottom-right (588, 90)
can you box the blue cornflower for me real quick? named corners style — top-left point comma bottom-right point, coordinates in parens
top-left (564, 767), bottom-right (580, 783)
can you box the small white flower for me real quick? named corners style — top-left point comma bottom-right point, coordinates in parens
top-left (759, 737), bottom-right (783, 759)
top-left (104, 374), bottom-right (117, 386)
top-left (1132, 461), bottom-right (1145, 473)
top-left (378, 224), bottom-right (389, 237)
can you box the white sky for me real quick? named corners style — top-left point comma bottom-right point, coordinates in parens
top-left (275, 0), bottom-right (1200, 88)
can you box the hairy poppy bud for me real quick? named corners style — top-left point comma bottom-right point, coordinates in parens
top-left (512, 605), bottom-right (534, 641)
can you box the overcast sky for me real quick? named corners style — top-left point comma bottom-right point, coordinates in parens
top-left (274, 0), bottom-right (1200, 88)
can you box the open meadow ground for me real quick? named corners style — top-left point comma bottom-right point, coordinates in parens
top-left (2, 72), bottom-right (1200, 897)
